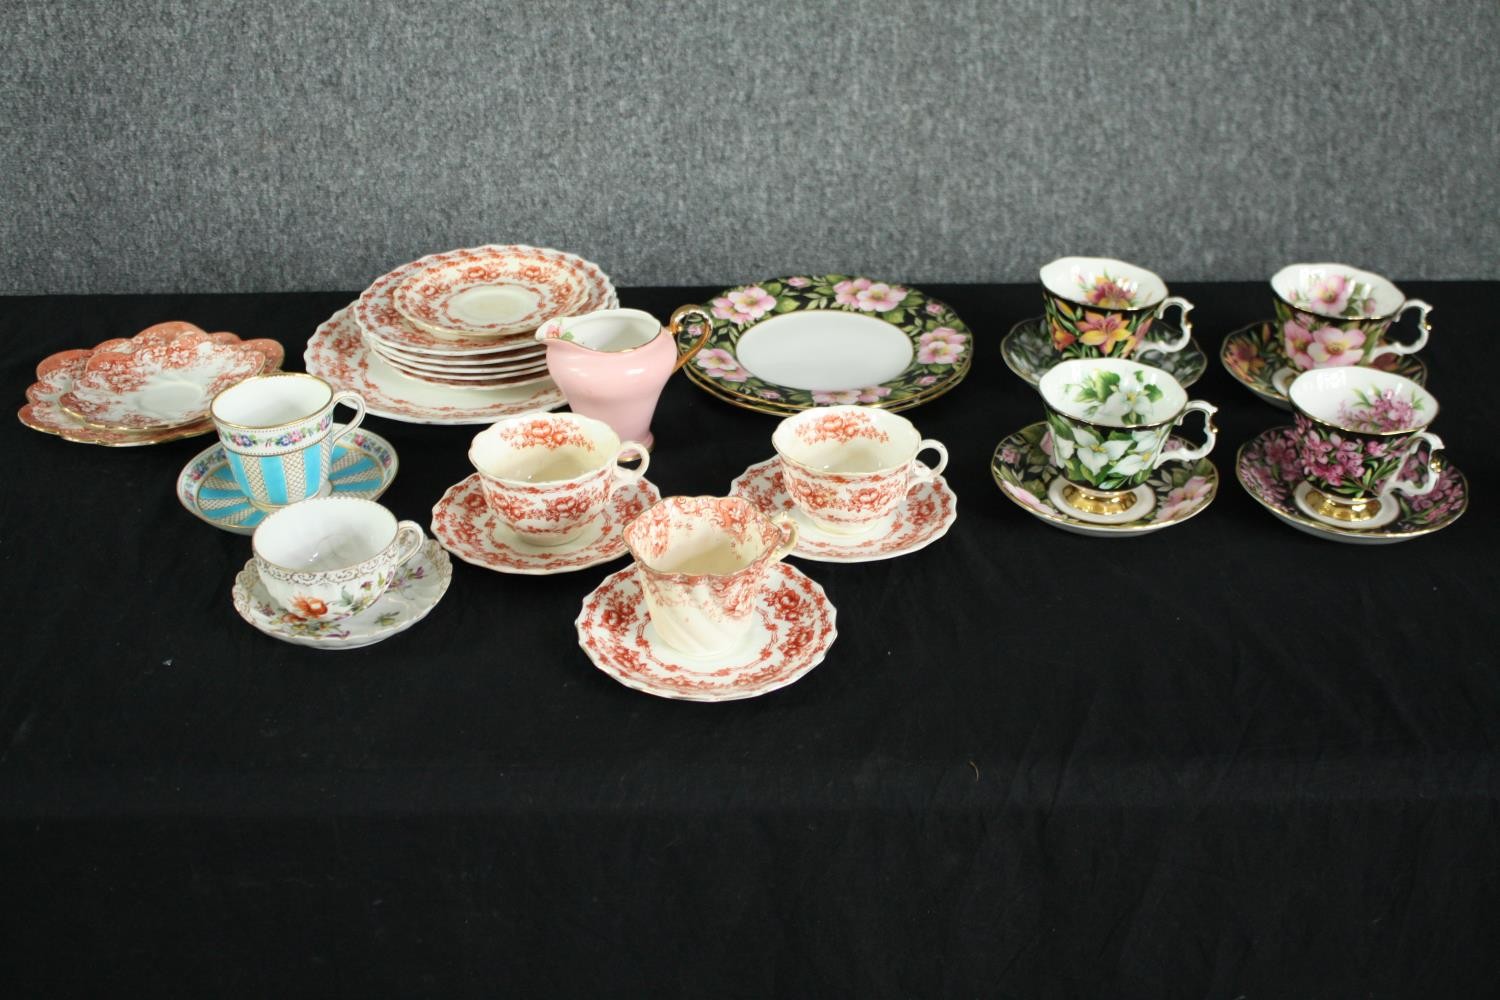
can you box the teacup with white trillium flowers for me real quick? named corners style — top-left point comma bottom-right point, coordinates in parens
top-left (1038, 357), bottom-right (1218, 522)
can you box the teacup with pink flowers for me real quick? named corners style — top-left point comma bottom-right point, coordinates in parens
top-left (1271, 263), bottom-right (1432, 373)
top-left (1041, 256), bottom-right (1195, 361)
top-left (1287, 367), bottom-right (1444, 524)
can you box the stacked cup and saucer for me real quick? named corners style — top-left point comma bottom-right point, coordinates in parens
top-left (430, 412), bottom-right (661, 574)
top-left (207, 373), bottom-right (451, 648)
top-left (728, 405), bottom-right (957, 561)
top-left (1001, 256), bottom-right (1208, 389)
top-left (575, 496), bottom-right (837, 702)
top-left (1236, 368), bottom-right (1467, 543)
top-left (993, 357), bottom-right (1220, 536)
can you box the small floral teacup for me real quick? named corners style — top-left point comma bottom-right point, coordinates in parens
top-left (1039, 358), bottom-right (1218, 519)
top-left (772, 405), bottom-right (948, 535)
top-left (1041, 256), bottom-right (1194, 361)
top-left (469, 412), bottom-right (648, 546)
top-left (1270, 263), bottom-right (1432, 373)
top-left (1286, 367), bottom-right (1444, 525)
top-left (623, 496), bottom-right (798, 657)
top-left (211, 373), bottom-right (366, 509)
top-left (253, 497), bottom-right (424, 622)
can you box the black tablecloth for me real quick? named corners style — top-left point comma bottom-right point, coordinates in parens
top-left (2, 284), bottom-right (1496, 998)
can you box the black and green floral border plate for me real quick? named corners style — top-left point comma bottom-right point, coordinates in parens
top-left (674, 275), bottom-right (972, 414)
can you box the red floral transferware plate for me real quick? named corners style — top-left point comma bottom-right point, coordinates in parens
top-left (431, 474), bottom-right (660, 575)
top-left (392, 246), bottom-right (597, 339)
top-left (354, 245), bottom-right (617, 355)
top-left (575, 561), bottom-right (837, 702)
top-left (304, 306), bottom-right (564, 425)
top-left (54, 322), bottom-right (281, 430)
top-left (19, 324), bottom-right (284, 446)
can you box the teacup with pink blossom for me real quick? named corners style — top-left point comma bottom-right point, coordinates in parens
top-left (1041, 256), bottom-right (1195, 361)
top-left (1287, 367), bottom-right (1444, 525)
top-left (1271, 263), bottom-right (1432, 373)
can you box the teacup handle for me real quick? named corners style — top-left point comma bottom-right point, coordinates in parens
top-left (1367, 299), bottom-right (1432, 364)
top-left (668, 306), bottom-right (714, 373)
top-left (1154, 400), bottom-right (1219, 467)
top-left (1149, 296), bottom-right (1194, 353)
top-left (392, 521), bottom-right (425, 567)
top-left (1380, 431), bottom-right (1444, 499)
top-left (608, 441), bottom-right (651, 493)
top-left (328, 390), bottom-right (367, 451)
top-left (910, 439), bottom-right (949, 482)
top-left (769, 512), bottom-right (799, 561)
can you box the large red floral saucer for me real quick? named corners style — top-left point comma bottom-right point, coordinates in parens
top-left (231, 539), bottom-right (452, 649)
top-left (575, 561), bottom-right (837, 702)
top-left (19, 323), bottom-right (284, 446)
top-left (728, 457), bottom-right (956, 562)
top-left (431, 473), bottom-right (661, 575)
top-left (1236, 426), bottom-right (1466, 544)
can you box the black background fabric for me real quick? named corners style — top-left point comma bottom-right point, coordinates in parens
top-left (1, 284), bottom-right (1496, 998)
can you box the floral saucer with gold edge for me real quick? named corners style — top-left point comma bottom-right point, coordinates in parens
top-left (20, 326), bottom-right (283, 446)
top-left (177, 426), bottom-right (397, 534)
top-left (1220, 319), bottom-right (1429, 410)
top-left (1235, 425), bottom-right (1466, 544)
top-left (1001, 316), bottom-right (1206, 389)
top-left (728, 457), bottom-right (957, 562)
top-left (575, 560), bottom-right (837, 702)
top-left (430, 473), bottom-right (661, 575)
top-left (232, 539), bottom-right (452, 649)
top-left (991, 422), bottom-right (1218, 537)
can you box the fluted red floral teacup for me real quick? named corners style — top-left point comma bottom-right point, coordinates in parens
top-left (1041, 256), bottom-right (1194, 361)
top-left (469, 413), bottom-right (648, 545)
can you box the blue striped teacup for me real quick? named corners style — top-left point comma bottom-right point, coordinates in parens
top-left (210, 373), bottom-right (366, 509)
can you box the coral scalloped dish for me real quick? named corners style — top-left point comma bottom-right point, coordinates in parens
top-left (46, 322), bottom-right (283, 430)
top-left (392, 247), bottom-right (595, 338)
top-left (20, 323), bottom-right (284, 443)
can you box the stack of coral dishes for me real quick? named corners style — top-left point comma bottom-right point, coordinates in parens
top-left (17, 321), bottom-right (284, 446)
top-left (306, 245), bottom-right (616, 424)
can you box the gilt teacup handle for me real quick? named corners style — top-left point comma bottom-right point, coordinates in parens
top-left (1155, 400), bottom-right (1218, 467)
top-left (1148, 296), bottom-right (1194, 353)
top-left (1381, 431), bottom-right (1444, 499)
top-left (668, 306), bottom-right (714, 373)
top-left (1367, 299), bottom-right (1432, 365)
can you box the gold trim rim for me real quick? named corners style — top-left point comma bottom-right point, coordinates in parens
top-left (210, 372), bottom-right (336, 431)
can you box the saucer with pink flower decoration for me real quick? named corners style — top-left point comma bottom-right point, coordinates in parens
top-left (1235, 426), bottom-right (1466, 544)
top-left (991, 422), bottom-right (1218, 537)
top-left (673, 276), bottom-right (973, 415)
top-left (1220, 320), bottom-right (1428, 410)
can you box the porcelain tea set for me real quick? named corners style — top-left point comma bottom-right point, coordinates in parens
top-left (14, 246), bottom-right (1467, 696)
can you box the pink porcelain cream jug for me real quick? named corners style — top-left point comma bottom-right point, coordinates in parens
top-left (535, 306), bottom-right (711, 449)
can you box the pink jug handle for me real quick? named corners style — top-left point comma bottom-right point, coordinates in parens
top-left (668, 306), bottom-right (714, 373)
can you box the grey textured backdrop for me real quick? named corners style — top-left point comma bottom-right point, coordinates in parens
top-left (3, 1), bottom-right (1497, 293)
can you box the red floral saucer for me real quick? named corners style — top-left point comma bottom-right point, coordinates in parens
top-left (575, 561), bottom-right (837, 702)
top-left (728, 457), bottom-right (956, 562)
top-left (430, 473), bottom-right (660, 575)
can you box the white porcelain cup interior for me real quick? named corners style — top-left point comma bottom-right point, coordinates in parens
top-left (1287, 367), bottom-right (1438, 432)
top-left (1039, 357), bottom-right (1189, 426)
top-left (772, 405), bottom-right (946, 476)
top-left (253, 497), bottom-right (402, 570)
top-left (212, 373), bottom-right (333, 428)
top-left (537, 308), bottom-right (660, 352)
top-left (469, 412), bottom-right (648, 484)
top-left (1270, 262), bottom-right (1406, 319)
top-left (1040, 256), bottom-right (1168, 309)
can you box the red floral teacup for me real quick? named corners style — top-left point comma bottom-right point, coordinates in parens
top-left (1271, 263), bottom-right (1432, 373)
top-left (772, 405), bottom-right (948, 535)
top-left (469, 413), bottom-right (648, 546)
top-left (623, 496), bottom-right (798, 657)
top-left (1287, 367), bottom-right (1444, 526)
top-left (1041, 256), bottom-right (1194, 360)
top-left (252, 497), bottom-right (424, 622)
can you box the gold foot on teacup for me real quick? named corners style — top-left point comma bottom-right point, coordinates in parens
top-left (1047, 479), bottom-right (1156, 525)
top-left (1292, 483), bottom-right (1401, 531)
